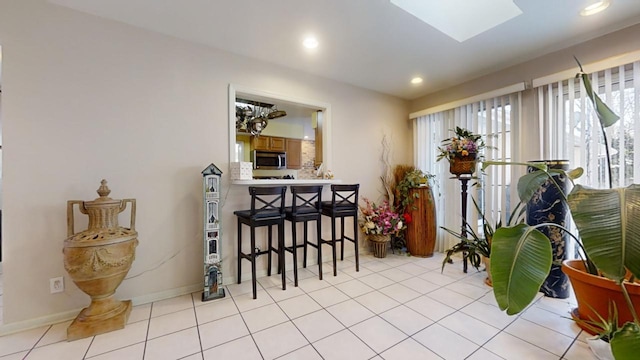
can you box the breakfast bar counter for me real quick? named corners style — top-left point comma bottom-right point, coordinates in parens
top-left (231, 179), bottom-right (342, 186)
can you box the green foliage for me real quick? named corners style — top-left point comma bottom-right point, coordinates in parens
top-left (573, 301), bottom-right (621, 342)
top-left (491, 224), bottom-right (553, 315)
top-left (568, 185), bottom-right (640, 282)
top-left (611, 322), bottom-right (640, 360)
top-left (442, 197), bottom-right (502, 270)
top-left (395, 169), bottom-right (434, 214)
top-left (487, 164), bottom-right (598, 311)
top-left (485, 57), bottom-right (640, 359)
top-left (575, 56), bottom-right (620, 128)
top-left (441, 221), bottom-right (490, 271)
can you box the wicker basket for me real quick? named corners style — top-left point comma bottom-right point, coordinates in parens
top-left (369, 234), bottom-right (390, 258)
top-left (449, 154), bottom-right (477, 175)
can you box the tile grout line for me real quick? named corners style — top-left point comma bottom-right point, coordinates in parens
top-left (243, 256), bottom-right (506, 359)
top-left (141, 302), bottom-right (153, 360)
top-left (190, 292), bottom-right (205, 360)
top-left (1, 253), bottom-right (587, 360)
top-left (268, 267), bottom-right (349, 359)
top-left (321, 259), bottom-right (428, 357)
top-left (229, 283), bottom-right (267, 360)
top-left (456, 292), bottom-right (568, 359)
top-left (193, 310), bottom-right (258, 355)
top-left (494, 303), bottom-right (578, 358)
top-left (380, 260), bottom-right (485, 358)
top-left (371, 255), bottom-right (506, 358)
top-left (274, 260), bottom-right (386, 358)
top-left (559, 329), bottom-right (586, 359)
top-left (81, 336), bottom-right (96, 359)
top-left (19, 323), bottom-right (53, 359)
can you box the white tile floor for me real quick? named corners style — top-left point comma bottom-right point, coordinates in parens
top-left (0, 253), bottom-right (599, 360)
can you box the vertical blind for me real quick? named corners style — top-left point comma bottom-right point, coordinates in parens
top-left (414, 93), bottom-right (522, 252)
top-left (537, 61), bottom-right (640, 189)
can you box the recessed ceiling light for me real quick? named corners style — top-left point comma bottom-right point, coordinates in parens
top-left (580, 0), bottom-right (610, 16)
top-left (411, 77), bottom-right (423, 84)
top-left (303, 37), bottom-right (319, 49)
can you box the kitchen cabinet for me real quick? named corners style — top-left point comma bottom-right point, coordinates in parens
top-left (270, 137), bottom-right (286, 151)
top-left (251, 136), bottom-right (286, 151)
top-left (286, 138), bottom-right (302, 169)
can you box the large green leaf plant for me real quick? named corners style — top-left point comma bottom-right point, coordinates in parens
top-left (485, 60), bottom-right (640, 359)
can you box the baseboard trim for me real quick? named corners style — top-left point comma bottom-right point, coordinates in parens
top-left (0, 250), bottom-right (360, 336)
top-left (129, 283), bottom-right (203, 307)
top-left (0, 283), bottom-right (202, 337)
top-left (0, 309), bottom-right (79, 337)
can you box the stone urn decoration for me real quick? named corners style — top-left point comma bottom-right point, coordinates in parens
top-left (64, 179), bottom-right (138, 340)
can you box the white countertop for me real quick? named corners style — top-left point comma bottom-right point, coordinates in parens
top-left (231, 179), bottom-right (342, 186)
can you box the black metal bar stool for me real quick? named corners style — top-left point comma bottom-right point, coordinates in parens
top-left (320, 184), bottom-right (360, 276)
top-left (234, 186), bottom-right (287, 299)
top-left (284, 185), bottom-right (323, 286)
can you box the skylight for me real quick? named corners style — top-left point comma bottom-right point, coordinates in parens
top-left (390, 0), bottom-right (523, 42)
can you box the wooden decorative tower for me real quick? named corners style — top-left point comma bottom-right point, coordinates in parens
top-left (201, 164), bottom-right (225, 301)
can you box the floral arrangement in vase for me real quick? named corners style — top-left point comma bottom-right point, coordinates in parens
top-left (437, 126), bottom-right (489, 175)
top-left (437, 126), bottom-right (487, 161)
top-left (359, 198), bottom-right (405, 237)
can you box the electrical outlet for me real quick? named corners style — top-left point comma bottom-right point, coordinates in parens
top-left (50, 277), bottom-right (64, 294)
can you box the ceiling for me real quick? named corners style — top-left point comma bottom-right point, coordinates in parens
top-left (48, 0), bottom-right (640, 100)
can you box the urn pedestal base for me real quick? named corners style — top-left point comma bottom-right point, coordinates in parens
top-left (67, 297), bottom-right (132, 341)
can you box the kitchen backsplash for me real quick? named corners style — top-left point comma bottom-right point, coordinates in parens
top-left (298, 140), bottom-right (318, 179)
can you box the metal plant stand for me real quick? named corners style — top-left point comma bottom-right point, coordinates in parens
top-left (452, 174), bottom-right (472, 273)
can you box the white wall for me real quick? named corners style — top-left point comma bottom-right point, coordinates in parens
top-left (0, 0), bottom-right (411, 328)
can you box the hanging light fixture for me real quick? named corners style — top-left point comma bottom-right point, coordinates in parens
top-left (235, 99), bottom-right (287, 136)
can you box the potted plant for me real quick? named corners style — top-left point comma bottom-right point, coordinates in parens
top-left (358, 198), bottom-right (406, 258)
top-left (484, 60), bottom-right (640, 359)
top-left (437, 127), bottom-right (489, 175)
top-left (395, 169), bottom-right (434, 212)
top-left (441, 197), bottom-right (525, 286)
top-left (395, 169), bottom-right (437, 257)
top-left (442, 215), bottom-right (493, 285)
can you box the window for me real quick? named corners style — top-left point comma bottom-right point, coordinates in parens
top-left (536, 61), bottom-right (640, 259)
top-left (537, 61), bottom-right (640, 189)
top-left (414, 93), bottom-right (522, 251)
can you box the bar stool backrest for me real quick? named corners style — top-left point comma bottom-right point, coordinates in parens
top-left (248, 186), bottom-right (287, 219)
top-left (330, 184), bottom-right (359, 214)
top-left (290, 185), bottom-right (323, 215)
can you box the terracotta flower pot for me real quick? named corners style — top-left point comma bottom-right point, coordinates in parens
top-left (483, 256), bottom-right (492, 287)
top-left (562, 259), bottom-right (640, 334)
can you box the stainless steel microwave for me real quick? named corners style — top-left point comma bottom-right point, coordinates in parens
top-left (251, 150), bottom-right (287, 170)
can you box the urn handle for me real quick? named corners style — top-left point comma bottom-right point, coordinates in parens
top-left (120, 199), bottom-right (137, 231)
top-left (66, 200), bottom-right (87, 237)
